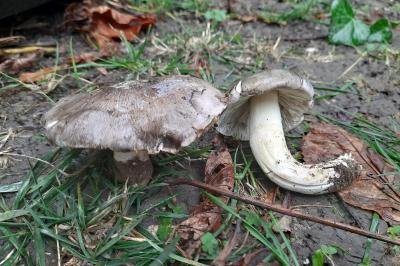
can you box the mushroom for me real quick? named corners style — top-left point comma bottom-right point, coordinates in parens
top-left (45, 75), bottom-right (226, 185)
top-left (217, 69), bottom-right (359, 194)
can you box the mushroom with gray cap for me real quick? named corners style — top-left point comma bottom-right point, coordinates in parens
top-left (45, 75), bottom-right (226, 184)
top-left (217, 69), bottom-right (359, 194)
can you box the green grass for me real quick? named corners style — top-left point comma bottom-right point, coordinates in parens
top-left (0, 141), bottom-right (301, 265)
top-left (314, 82), bottom-right (359, 101)
top-left (0, 149), bottom-right (206, 265)
top-left (207, 194), bottom-right (299, 265)
top-left (128, 0), bottom-right (210, 14)
top-left (258, 0), bottom-right (317, 25)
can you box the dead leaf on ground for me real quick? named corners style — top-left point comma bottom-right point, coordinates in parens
top-left (230, 14), bottom-right (258, 23)
top-left (177, 135), bottom-right (234, 258)
top-left (63, 257), bottom-right (83, 266)
top-left (64, 0), bottom-right (156, 52)
top-left (66, 51), bottom-right (103, 64)
top-left (18, 65), bottom-right (67, 83)
top-left (0, 52), bottom-right (41, 74)
top-left (301, 122), bottom-right (400, 225)
top-left (16, 50), bottom-right (109, 83)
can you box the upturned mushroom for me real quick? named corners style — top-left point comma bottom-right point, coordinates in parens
top-left (217, 69), bottom-right (359, 194)
top-left (45, 75), bottom-right (226, 184)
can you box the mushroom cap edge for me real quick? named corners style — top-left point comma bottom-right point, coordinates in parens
top-left (217, 69), bottom-right (314, 140)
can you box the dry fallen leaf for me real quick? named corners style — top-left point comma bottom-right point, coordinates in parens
top-left (67, 51), bottom-right (103, 64)
top-left (63, 257), bottom-right (83, 266)
top-left (17, 50), bottom-right (109, 83)
top-left (177, 135), bottom-right (234, 258)
top-left (18, 65), bottom-right (67, 83)
top-left (301, 122), bottom-right (400, 225)
top-left (64, 0), bottom-right (156, 51)
top-left (231, 14), bottom-right (258, 23)
top-left (0, 52), bottom-right (41, 74)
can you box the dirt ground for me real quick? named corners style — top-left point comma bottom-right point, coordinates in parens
top-left (1, 0), bottom-right (399, 265)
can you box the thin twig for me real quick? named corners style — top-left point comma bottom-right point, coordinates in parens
top-left (167, 179), bottom-right (400, 246)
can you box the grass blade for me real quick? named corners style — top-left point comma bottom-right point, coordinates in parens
top-left (33, 226), bottom-right (46, 266)
top-left (0, 181), bottom-right (23, 193)
top-left (0, 210), bottom-right (30, 222)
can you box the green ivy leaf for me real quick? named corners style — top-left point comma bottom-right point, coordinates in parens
top-left (329, 0), bottom-right (369, 46)
top-left (201, 232), bottom-right (219, 256)
top-left (329, 0), bottom-right (392, 46)
top-left (368, 19), bottom-right (392, 43)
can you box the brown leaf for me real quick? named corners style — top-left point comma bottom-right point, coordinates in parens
top-left (177, 135), bottom-right (234, 258)
top-left (232, 14), bottom-right (258, 23)
top-left (18, 65), bottom-right (67, 83)
top-left (17, 51), bottom-right (109, 83)
top-left (0, 52), bottom-right (41, 74)
top-left (66, 51), bottom-right (102, 64)
top-left (301, 122), bottom-right (400, 225)
top-left (64, 0), bottom-right (156, 51)
top-left (96, 67), bottom-right (108, 75)
top-left (63, 257), bottom-right (83, 266)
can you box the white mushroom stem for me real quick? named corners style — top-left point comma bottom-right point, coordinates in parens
top-left (249, 91), bottom-right (357, 194)
top-left (113, 150), bottom-right (150, 163)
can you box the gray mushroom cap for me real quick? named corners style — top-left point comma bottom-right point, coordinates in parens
top-left (217, 69), bottom-right (314, 140)
top-left (45, 75), bottom-right (226, 154)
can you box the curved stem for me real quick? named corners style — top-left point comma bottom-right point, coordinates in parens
top-left (249, 91), bottom-right (358, 194)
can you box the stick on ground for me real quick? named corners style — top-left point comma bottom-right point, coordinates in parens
top-left (166, 179), bottom-right (400, 246)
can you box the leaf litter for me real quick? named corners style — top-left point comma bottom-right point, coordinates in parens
top-left (64, 0), bottom-right (156, 52)
top-left (301, 122), bottom-right (400, 225)
top-left (176, 135), bottom-right (234, 258)
top-left (10, 0), bottom-right (155, 83)
top-left (0, 52), bottom-right (41, 74)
